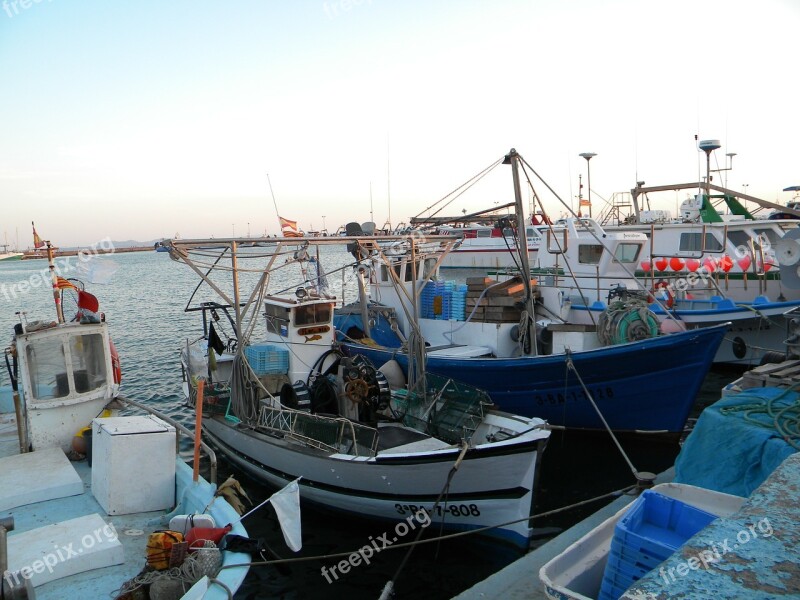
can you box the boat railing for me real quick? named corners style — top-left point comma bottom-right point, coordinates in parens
top-left (118, 396), bottom-right (218, 484)
top-left (258, 403), bottom-right (379, 457)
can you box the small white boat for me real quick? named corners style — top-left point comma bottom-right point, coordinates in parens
top-left (0, 242), bottom-right (250, 599)
top-left (0, 243), bottom-right (23, 261)
top-left (538, 483), bottom-right (745, 600)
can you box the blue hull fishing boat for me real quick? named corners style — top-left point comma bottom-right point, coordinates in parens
top-left (334, 149), bottom-right (728, 437)
top-left (334, 319), bottom-right (728, 434)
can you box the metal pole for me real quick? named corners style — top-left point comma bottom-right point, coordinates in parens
top-left (47, 242), bottom-right (64, 324)
top-left (231, 241), bottom-right (242, 343)
top-left (507, 149), bottom-right (536, 355)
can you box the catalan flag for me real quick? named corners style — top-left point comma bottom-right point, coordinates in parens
top-left (279, 216), bottom-right (302, 238)
top-left (55, 277), bottom-right (77, 290)
top-left (32, 222), bottom-right (45, 249)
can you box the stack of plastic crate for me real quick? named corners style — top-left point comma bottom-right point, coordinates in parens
top-left (430, 280), bottom-right (445, 319)
top-left (450, 283), bottom-right (467, 321)
top-left (420, 281), bottom-right (435, 319)
top-left (244, 344), bottom-right (290, 375)
top-left (599, 490), bottom-right (718, 600)
top-left (439, 280), bottom-right (454, 320)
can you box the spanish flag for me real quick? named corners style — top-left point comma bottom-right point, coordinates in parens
top-left (32, 222), bottom-right (45, 249)
top-left (279, 216), bottom-right (302, 238)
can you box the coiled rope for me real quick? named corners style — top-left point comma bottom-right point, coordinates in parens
top-left (719, 383), bottom-right (800, 450)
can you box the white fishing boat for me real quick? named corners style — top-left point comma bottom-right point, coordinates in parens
top-left (0, 240), bottom-right (250, 599)
top-left (169, 235), bottom-right (551, 551)
top-left (530, 216), bottom-right (799, 365)
top-left (600, 141), bottom-right (800, 304)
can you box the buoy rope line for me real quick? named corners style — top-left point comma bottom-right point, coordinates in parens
top-left (216, 483), bottom-right (638, 571)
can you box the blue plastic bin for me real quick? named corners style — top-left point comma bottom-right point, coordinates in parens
top-left (599, 490), bottom-right (718, 599)
top-left (244, 344), bottom-right (290, 375)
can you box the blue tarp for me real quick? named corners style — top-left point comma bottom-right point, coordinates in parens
top-left (674, 387), bottom-right (799, 497)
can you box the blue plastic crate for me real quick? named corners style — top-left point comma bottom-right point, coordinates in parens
top-left (599, 491), bottom-right (717, 598)
top-left (616, 490), bottom-right (717, 556)
top-left (244, 344), bottom-right (290, 375)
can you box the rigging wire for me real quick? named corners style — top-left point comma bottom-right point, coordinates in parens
top-left (413, 157), bottom-right (504, 223)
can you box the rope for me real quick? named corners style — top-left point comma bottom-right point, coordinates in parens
top-left (111, 543), bottom-right (223, 598)
top-left (216, 483), bottom-right (638, 571)
top-left (380, 441), bottom-right (469, 598)
top-left (719, 383), bottom-right (800, 450)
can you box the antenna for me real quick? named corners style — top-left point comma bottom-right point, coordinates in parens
top-left (370, 181), bottom-right (374, 223)
top-left (387, 134), bottom-right (391, 228)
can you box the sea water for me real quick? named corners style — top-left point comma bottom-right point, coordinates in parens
top-left (0, 250), bottom-right (739, 599)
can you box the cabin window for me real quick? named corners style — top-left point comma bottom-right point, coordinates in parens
top-left (752, 228), bottom-right (779, 249)
top-left (679, 232), bottom-right (723, 252)
top-left (613, 243), bottom-right (641, 263)
top-left (477, 229), bottom-right (491, 238)
top-left (68, 334), bottom-right (108, 393)
top-left (25, 338), bottom-right (69, 400)
top-left (578, 244), bottom-right (603, 264)
top-left (294, 303), bottom-right (333, 327)
top-left (502, 228), bottom-right (514, 237)
top-left (265, 303), bottom-right (291, 336)
top-left (526, 228), bottom-right (540, 240)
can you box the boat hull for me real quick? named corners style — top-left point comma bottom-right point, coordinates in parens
top-left (339, 324), bottom-right (728, 434)
top-left (202, 414), bottom-right (548, 550)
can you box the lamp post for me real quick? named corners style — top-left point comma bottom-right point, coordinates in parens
top-left (322, 215), bottom-right (327, 232)
top-left (579, 152), bottom-right (597, 218)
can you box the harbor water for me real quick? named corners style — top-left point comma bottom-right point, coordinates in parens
top-left (0, 249), bottom-right (741, 599)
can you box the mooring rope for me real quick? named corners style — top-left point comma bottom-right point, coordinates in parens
top-left (215, 482), bottom-right (638, 572)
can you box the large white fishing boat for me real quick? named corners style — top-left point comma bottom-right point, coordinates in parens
top-left (600, 141), bottom-right (800, 304)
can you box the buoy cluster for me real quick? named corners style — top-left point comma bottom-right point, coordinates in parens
top-left (639, 255), bottom-right (774, 274)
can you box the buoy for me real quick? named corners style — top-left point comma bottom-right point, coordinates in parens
top-left (737, 255), bottom-right (752, 271)
top-left (669, 257), bottom-right (685, 271)
top-left (703, 257), bottom-right (717, 273)
top-left (640, 259), bottom-right (651, 273)
top-left (719, 255), bottom-right (734, 273)
top-left (654, 258), bottom-right (668, 272)
top-left (660, 319), bottom-right (687, 334)
top-left (685, 258), bottom-right (700, 272)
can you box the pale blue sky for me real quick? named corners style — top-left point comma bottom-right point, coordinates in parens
top-left (1, 0), bottom-right (798, 246)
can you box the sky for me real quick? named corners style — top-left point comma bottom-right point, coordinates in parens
top-left (1, 0), bottom-right (799, 247)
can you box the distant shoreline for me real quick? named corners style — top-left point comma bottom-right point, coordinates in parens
top-left (21, 246), bottom-right (153, 260)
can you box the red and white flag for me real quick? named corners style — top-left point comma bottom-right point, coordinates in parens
top-left (32, 222), bottom-right (45, 249)
top-left (279, 216), bottom-right (302, 238)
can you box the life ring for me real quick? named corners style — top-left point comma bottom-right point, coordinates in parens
top-left (109, 338), bottom-right (122, 384)
top-left (649, 280), bottom-right (674, 309)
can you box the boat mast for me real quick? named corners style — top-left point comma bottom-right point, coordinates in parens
top-left (505, 149), bottom-right (536, 355)
top-left (231, 240), bottom-right (242, 342)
